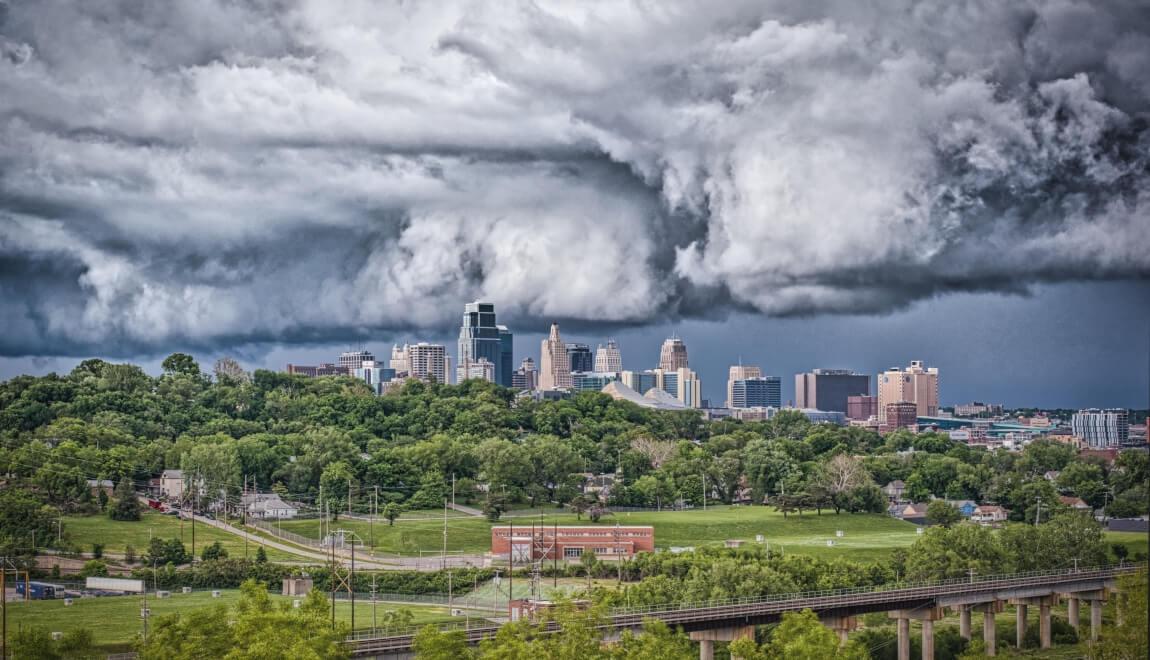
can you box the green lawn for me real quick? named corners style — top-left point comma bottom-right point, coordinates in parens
top-left (276, 506), bottom-right (921, 562)
top-left (61, 511), bottom-right (297, 562)
top-left (5, 588), bottom-right (459, 648)
top-left (1104, 530), bottom-right (1148, 559)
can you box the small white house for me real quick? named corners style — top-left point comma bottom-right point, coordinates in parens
top-left (159, 470), bottom-right (184, 499)
top-left (242, 493), bottom-right (298, 520)
top-left (971, 505), bottom-right (1008, 525)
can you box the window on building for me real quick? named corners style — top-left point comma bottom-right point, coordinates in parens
top-left (564, 547), bottom-right (582, 558)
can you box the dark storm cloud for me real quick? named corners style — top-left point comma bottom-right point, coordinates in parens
top-left (0, 0), bottom-right (1148, 356)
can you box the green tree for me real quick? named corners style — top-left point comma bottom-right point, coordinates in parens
top-left (109, 476), bottom-right (141, 521)
top-left (161, 353), bottom-right (202, 378)
top-left (413, 625), bottom-right (474, 660)
top-left (10, 626), bottom-right (101, 660)
top-left (78, 560), bottom-right (108, 578)
top-left (255, 546), bottom-right (268, 563)
top-left (1086, 569), bottom-right (1147, 660)
top-left (201, 541), bottom-right (229, 561)
top-left (730, 609), bottom-right (867, 660)
top-left (382, 502), bottom-right (402, 526)
top-left (926, 500), bottom-right (962, 528)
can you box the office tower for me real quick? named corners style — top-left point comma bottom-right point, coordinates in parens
top-left (512, 357), bottom-right (537, 391)
top-left (731, 377), bottom-right (781, 409)
top-left (457, 358), bottom-right (496, 383)
top-left (726, 364), bottom-right (762, 408)
top-left (459, 301), bottom-right (512, 386)
top-left (566, 343), bottom-right (594, 374)
top-left (671, 367), bottom-right (702, 408)
top-left (795, 369), bottom-right (870, 413)
top-left (285, 363), bottom-right (342, 376)
top-left (594, 339), bottom-right (622, 374)
top-left (847, 395), bottom-right (878, 421)
top-left (953, 402), bottom-right (1004, 418)
top-left (389, 345), bottom-right (409, 373)
top-left (497, 325), bottom-right (514, 388)
top-left (659, 368), bottom-right (679, 397)
top-left (621, 369), bottom-right (658, 395)
top-left (539, 323), bottom-right (573, 390)
top-left (658, 336), bottom-right (689, 371)
top-left (354, 361), bottom-right (396, 395)
top-left (339, 350), bottom-right (374, 373)
top-left (877, 361), bottom-right (939, 422)
top-left (1071, 409), bottom-right (1129, 448)
top-left (407, 343), bottom-right (449, 384)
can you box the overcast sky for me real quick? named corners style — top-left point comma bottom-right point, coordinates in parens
top-left (1, 1), bottom-right (1148, 407)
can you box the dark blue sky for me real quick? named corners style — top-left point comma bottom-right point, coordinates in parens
top-left (3, 280), bottom-right (1146, 409)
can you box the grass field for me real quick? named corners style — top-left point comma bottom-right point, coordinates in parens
top-left (4, 588), bottom-right (459, 647)
top-left (62, 511), bottom-right (297, 562)
top-left (1104, 531), bottom-right (1148, 559)
top-left (276, 506), bottom-right (922, 562)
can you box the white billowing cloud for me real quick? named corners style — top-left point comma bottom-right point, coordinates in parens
top-left (0, 0), bottom-right (1147, 355)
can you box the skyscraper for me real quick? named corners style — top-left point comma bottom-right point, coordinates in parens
top-left (407, 343), bottom-right (449, 384)
top-left (539, 323), bottom-right (572, 390)
top-left (594, 339), bottom-right (622, 374)
top-left (795, 369), bottom-right (870, 413)
top-left (339, 350), bottom-right (375, 374)
top-left (457, 358), bottom-right (495, 383)
top-left (731, 377), bottom-right (781, 409)
top-left (458, 301), bottom-right (513, 386)
top-left (566, 343), bottom-right (594, 374)
top-left (621, 369), bottom-right (658, 395)
top-left (726, 364), bottom-right (762, 408)
top-left (671, 367), bottom-right (702, 408)
top-left (512, 357), bottom-right (537, 391)
top-left (658, 336), bottom-right (689, 371)
top-left (877, 361), bottom-right (939, 422)
top-left (497, 325), bottom-right (514, 388)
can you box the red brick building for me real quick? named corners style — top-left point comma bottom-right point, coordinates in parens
top-left (491, 525), bottom-right (655, 564)
top-left (881, 401), bottom-right (918, 434)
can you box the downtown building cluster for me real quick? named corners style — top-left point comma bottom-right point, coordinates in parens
top-left (284, 301), bottom-right (1139, 450)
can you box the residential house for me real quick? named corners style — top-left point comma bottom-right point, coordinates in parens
top-left (86, 479), bottom-right (114, 496)
top-left (894, 503), bottom-right (929, 523)
top-left (241, 493), bottom-right (298, 520)
top-left (971, 505), bottom-right (1008, 525)
top-left (580, 473), bottom-right (617, 502)
top-left (1043, 471), bottom-right (1060, 482)
top-left (1058, 496), bottom-right (1091, 512)
top-left (946, 500), bottom-right (978, 518)
top-left (883, 480), bottom-right (906, 501)
top-left (159, 469), bottom-right (184, 499)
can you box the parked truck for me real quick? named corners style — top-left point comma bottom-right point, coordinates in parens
top-left (16, 581), bottom-right (60, 600)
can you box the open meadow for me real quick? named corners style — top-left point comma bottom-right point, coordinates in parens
top-left (60, 511), bottom-right (297, 562)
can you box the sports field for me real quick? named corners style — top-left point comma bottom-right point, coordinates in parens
top-left (276, 506), bottom-right (922, 562)
top-left (61, 511), bottom-right (297, 562)
top-left (3, 588), bottom-right (459, 647)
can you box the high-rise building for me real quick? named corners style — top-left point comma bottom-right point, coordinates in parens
top-left (847, 395), bottom-right (878, 421)
top-left (285, 363), bottom-right (344, 377)
top-left (726, 364), bottom-right (762, 408)
top-left (731, 377), bottom-right (781, 409)
top-left (657, 336), bottom-right (689, 372)
top-left (458, 302), bottom-right (513, 387)
top-left (539, 323), bottom-right (572, 390)
top-left (389, 345), bottom-right (409, 373)
top-left (339, 350), bottom-right (375, 373)
top-left (354, 361), bottom-right (396, 395)
top-left (457, 358), bottom-right (496, 383)
top-left (621, 369), bottom-right (658, 395)
top-left (594, 339), bottom-right (622, 374)
top-left (1071, 409), bottom-right (1129, 448)
top-left (566, 343), bottom-right (594, 374)
top-left (882, 402), bottom-right (919, 433)
top-left (406, 343), bottom-right (449, 384)
top-left (669, 367), bottom-right (702, 408)
top-left (795, 369), bottom-right (870, 413)
top-left (877, 361), bottom-right (939, 422)
top-left (512, 357), bottom-right (537, 391)
top-left (497, 325), bottom-right (514, 388)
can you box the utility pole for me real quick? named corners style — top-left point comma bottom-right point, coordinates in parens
top-left (442, 498), bottom-right (449, 571)
top-left (371, 574), bottom-right (378, 630)
top-left (330, 526), bottom-right (336, 630)
top-left (2, 556), bottom-right (8, 660)
top-left (190, 473), bottom-right (196, 564)
top-left (242, 475), bottom-right (248, 561)
top-left (350, 538), bottom-right (355, 633)
top-left (702, 471), bottom-right (706, 511)
top-left (452, 473), bottom-right (456, 509)
top-left (1035, 497), bottom-right (1042, 527)
top-left (348, 479), bottom-right (353, 518)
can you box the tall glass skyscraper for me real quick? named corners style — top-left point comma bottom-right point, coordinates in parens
top-left (566, 343), bottom-right (594, 373)
top-left (458, 301), bottom-right (513, 386)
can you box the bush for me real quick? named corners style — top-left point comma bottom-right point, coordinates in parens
top-left (91, 543), bottom-right (103, 559)
top-left (201, 541), bottom-right (229, 561)
top-left (79, 560), bottom-right (108, 578)
top-left (146, 537), bottom-right (189, 565)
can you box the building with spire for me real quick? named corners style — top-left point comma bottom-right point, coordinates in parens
top-left (594, 339), bottom-right (622, 374)
top-left (539, 323), bottom-right (573, 390)
top-left (658, 336), bottom-right (689, 372)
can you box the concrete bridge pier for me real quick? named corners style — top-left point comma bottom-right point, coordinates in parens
top-left (972, 602), bottom-right (1004, 657)
top-left (1073, 589), bottom-right (1108, 641)
top-left (956, 606), bottom-right (971, 640)
top-left (1065, 596), bottom-right (1079, 632)
top-left (889, 607), bottom-right (943, 660)
top-left (820, 614), bottom-right (858, 646)
top-left (689, 625), bottom-right (754, 660)
top-left (1010, 596), bottom-right (1055, 649)
top-left (1090, 599), bottom-right (1103, 641)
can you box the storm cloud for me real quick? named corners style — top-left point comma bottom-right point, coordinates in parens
top-left (0, 0), bottom-right (1147, 356)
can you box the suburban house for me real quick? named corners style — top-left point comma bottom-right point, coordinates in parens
top-left (891, 502), bottom-right (928, 523)
top-left (945, 500), bottom-right (978, 518)
top-left (86, 479), bottom-right (114, 496)
top-left (241, 493), bottom-right (298, 519)
top-left (491, 526), bottom-right (654, 564)
top-left (1058, 496), bottom-right (1091, 512)
top-left (580, 473), bottom-right (617, 502)
top-left (1043, 470), bottom-right (1060, 481)
top-left (883, 480), bottom-right (906, 501)
top-left (159, 469), bottom-right (184, 499)
top-left (971, 505), bottom-right (1008, 525)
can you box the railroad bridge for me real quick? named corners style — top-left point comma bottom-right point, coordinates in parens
top-left (348, 564), bottom-right (1139, 660)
